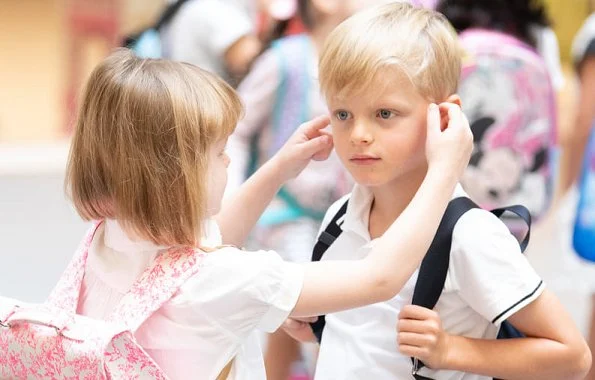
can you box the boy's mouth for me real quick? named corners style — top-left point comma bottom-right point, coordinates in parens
top-left (350, 154), bottom-right (381, 165)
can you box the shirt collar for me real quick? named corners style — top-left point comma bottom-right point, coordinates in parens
top-left (104, 218), bottom-right (223, 253)
top-left (341, 184), bottom-right (375, 241)
top-left (341, 183), bottom-right (466, 242)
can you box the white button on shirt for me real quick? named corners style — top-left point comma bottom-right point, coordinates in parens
top-left (77, 219), bottom-right (304, 380)
top-left (314, 184), bottom-right (544, 380)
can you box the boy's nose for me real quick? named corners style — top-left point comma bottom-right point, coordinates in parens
top-left (350, 122), bottom-right (373, 145)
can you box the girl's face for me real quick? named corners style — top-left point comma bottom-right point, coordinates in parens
top-left (206, 138), bottom-right (230, 216)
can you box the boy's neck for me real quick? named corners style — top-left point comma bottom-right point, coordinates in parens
top-left (368, 166), bottom-right (430, 239)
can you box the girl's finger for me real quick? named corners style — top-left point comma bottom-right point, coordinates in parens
top-left (300, 115), bottom-right (331, 139)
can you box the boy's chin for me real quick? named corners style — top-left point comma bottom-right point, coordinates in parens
top-left (350, 174), bottom-right (393, 188)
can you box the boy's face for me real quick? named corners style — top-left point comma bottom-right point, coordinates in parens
top-left (327, 68), bottom-right (430, 188)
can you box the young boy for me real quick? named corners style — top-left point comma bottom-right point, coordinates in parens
top-left (285, 3), bottom-right (592, 379)
top-left (227, 0), bottom-right (396, 378)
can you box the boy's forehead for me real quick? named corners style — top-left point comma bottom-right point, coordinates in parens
top-left (326, 66), bottom-right (419, 104)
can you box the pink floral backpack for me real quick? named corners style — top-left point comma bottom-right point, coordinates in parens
top-left (0, 221), bottom-right (205, 379)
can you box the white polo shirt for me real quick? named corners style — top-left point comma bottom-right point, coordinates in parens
top-left (314, 184), bottom-right (544, 380)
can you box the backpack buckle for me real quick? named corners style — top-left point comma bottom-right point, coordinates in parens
top-left (412, 358), bottom-right (421, 375)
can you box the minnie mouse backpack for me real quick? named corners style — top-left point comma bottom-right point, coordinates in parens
top-left (458, 29), bottom-right (558, 225)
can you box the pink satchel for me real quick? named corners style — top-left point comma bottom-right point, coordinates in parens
top-left (0, 221), bottom-right (204, 379)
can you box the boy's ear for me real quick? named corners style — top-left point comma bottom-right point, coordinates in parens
top-left (446, 94), bottom-right (462, 108)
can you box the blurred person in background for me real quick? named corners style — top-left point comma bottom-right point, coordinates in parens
top-left (225, 1), bottom-right (402, 378)
top-left (162, 0), bottom-right (286, 85)
top-left (568, 8), bottom-right (595, 380)
top-left (436, 0), bottom-right (564, 90)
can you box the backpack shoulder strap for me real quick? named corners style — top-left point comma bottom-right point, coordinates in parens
top-left (490, 205), bottom-right (531, 252)
top-left (107, 246), bottom-right (205, 332)
top-left (312, 199), bottom-right (349, 262)
top-left (46, 221), bottom-right (103, 313)
top-left (412, 197), bottom-right (478, 309)
top-left (411, 197), bottom-right (478, 379)
top-left (310, 198), bottom-right (349, 342)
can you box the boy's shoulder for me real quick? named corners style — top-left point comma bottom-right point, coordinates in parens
top-left (450, 186), bottom-right (520, 253)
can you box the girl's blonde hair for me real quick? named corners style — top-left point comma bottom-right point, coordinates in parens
top-left (66, 49), bottom-right (243, 246)
top-left (319, 2), bottom-right (462, 102)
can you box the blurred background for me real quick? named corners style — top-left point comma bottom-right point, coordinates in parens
top-left (1, 0), bottom-right (595, 377)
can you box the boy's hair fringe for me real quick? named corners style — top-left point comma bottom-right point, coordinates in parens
top-left (319, 2), bottom-right (462, 102)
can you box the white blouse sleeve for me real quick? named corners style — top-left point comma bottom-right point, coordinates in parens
top-left (174, 247), bottom-right (303, 337)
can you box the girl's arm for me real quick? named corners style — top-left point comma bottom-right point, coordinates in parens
top-left (398, 290), bottom-right (591, 380)
top-left (290, 103), bottom-right (473, 317)
top-left (216, 116), bottom-right (334, 246)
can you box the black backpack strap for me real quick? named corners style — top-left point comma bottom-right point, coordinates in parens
top-left (411, 197), bottom-right (478, 379)
top-left (411, 197), bottom-right (478, 309)
top-left (490, 205), bottom-right (531, 252)
top-left (310, 199), bottom-right (349, 342)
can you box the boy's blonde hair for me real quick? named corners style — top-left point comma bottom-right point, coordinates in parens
top-left (319, 2), bottom-right (461, 102)
top-left (66, 49), bottom-right (242, 246)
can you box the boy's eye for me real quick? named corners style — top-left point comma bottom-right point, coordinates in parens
top-left (377, 109), bottom-right (395, 119)
top-left (335, 110), bottom-right (352, 121)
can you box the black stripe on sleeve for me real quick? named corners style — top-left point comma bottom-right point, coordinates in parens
top-left (491, 280), bottom-right (544, 324)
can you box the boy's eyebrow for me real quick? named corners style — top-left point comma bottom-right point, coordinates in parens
top-left (375, 100), bottom-right (411, 109)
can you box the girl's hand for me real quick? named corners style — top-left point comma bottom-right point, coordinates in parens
top-left (425, 103), bottom-right (473, 181)
top-left (273, 115), bottom-right (334, 182)
top-left (397, 305), bottom-right (452, 370)
top-left (281, 316), bottom-right (318, 343)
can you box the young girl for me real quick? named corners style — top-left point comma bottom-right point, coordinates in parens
top-left (69, 49), bottom-right (472, 380)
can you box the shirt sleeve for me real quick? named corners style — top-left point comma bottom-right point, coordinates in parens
top-left (175, 247), bottom-right (304, 337)
top-left (449, 209), bottom-right (545, 325)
